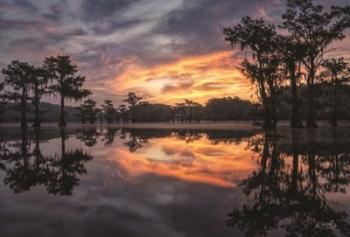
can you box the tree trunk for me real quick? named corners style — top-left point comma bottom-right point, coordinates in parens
top-left (131, 106), bottom-right (135, 123)
top-left (260, 82), bottom-right (272, 128)
top-left (257, 54), bottom-right (272, 128)
top-left (33, 85), bottom-right (40, 128)
top-left (291, 129), bottom-right (301, 196)
top-left (60, 128), bottom-right (66, 156)
top-left (81, 110), bottom-right (86, 124)
top-left (331, 79), bottom-right (338, 127)
top-left (290, 63), bottom-right (303, 128)
top-left (306, 129), bottom-right (317, 197)
top-left (20, 127), bottom-right (29, 166)
top-left (33, 100), bottom-right (40, 127)
top-left (270, 83), bottom-right (277, 128)
top-left (59, 95), bottom-right (66, 127)
top-left (260, 135), bottom-right (269, 178)
top-left (20, 88), bottom-right (27, 129)
top-left (306, 64), bottom-right (317, 127)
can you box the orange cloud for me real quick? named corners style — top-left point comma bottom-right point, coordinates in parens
top-left (108, 51), bottom-right (254, 104)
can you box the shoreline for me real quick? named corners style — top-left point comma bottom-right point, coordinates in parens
top-left (1, 120), bottom-right (350, 130)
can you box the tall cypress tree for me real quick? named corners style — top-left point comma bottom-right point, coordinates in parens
top-left (224, 17), bottom-right (281, 128)
top-left (44, 56), bottom-right (91, 127)
top-left (277, 35), bottom-right (305, 128)
top-left (320, 58), bottom-right (350, 127)
top-left (2, 61), bottom-right (34, 128)
top-left (282, 0), bottom-right (350, 127)
top-left (124, 92), bottom-right (142, 123)
top-left (30, 66), bottom-right (50, 128)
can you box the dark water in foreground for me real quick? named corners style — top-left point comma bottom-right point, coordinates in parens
top-left (1, 125), bottom-right (350, 237)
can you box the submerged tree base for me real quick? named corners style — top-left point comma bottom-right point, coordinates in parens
top-left (306, 120), bottom-right (318, 128)
top-left (59, 122), bottom-right (67, 127)
top-left (291, 120), bottom-right (303, 128)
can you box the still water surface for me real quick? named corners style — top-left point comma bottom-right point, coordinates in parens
top-left (1, 126), bottom-right (350, 237)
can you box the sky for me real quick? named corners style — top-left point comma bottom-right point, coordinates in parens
top-left (0, 0), bottom-right (349, 105)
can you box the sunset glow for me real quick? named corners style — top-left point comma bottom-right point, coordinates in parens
top-left (107, 134), bottom-right (256, 187)
top-left (107, 51), bottom-right (254, 104)
top-left (1, 0), bottom-right (349, 105)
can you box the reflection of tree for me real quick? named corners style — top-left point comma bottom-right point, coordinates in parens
top-left (228, 129), bottom-right (350, 236)
top-left (228, 131), bottom-right (284, 236)
top-left (318, 128), bottom-right (350, 194)
top-left (76, 128), bottom-right (99, 147)
top-left (0, 128), bottom-right (93, 195)
top-left (0, 138), bottom-right (9, 171)
top-left (123, 131), bottom-right (148, 152)
top-left (102, 128), bottom-right (118, 146)
top-left (174, 130), bottom-right (203, 143)
top-left (2, 129), bottom-right (39, 193)
top-left (46, 129), bottom-right (93, 195)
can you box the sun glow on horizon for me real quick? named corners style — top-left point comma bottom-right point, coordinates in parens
top-left (106, 134), bottom-right (257, 187)
top-left (108, 51), bottom-right (254, 105)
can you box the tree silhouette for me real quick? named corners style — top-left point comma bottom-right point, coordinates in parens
top-left (224, 17), bottom-right (281, 128)
top-left (124, 92), bottom-right (142, 123)
top-left (44, 55), bottom-right (91, 127)
top-left (78, 98), bottom-right (99, 124)
top-left (132, 102), bottom-right (173, 122)
top-left (184, 100), bottom-right (202, 122)
top-left (175, 102), bottom-right (187, 122)
top-left (282, 0), bottom-right (350, 127)
top-left (277, 35), bottom-right (305, 128)
top-left (320, 58), bottom-right (350, 127)
top-left (101, 99), bottom-right (116, 123)
top-left (0, 83), bottom-right (6, 116)
top-left (204, 97), bottom-right (255, 121)
top-left (30, 66), bottom-right (50, 128)
top-left (173, 100), bottom-right (202, 122)
top-left (117, 104), bottom-right (128, 123)
top-left (2, 61), bottom-right (34, 128)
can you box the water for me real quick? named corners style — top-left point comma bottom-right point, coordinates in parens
top-left (1, 125), bottom-right (350, 237)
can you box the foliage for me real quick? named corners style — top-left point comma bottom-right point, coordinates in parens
top-left (123, 92), bottom-right (142, 123)
top-left (319, 58), bottom-right (350, 126)
top-left (101, 100), bottom-right (116, 123)
top-left (78, 99), bottom-right (99, 124)
top-left (204, 97), bottom-right (256, 121)
top-left (174, 100), bottom-right (202, 122)
top-left (276, 35), bottom-right (306, 128)
top-left (44, 55), bottom-right (91, 126)
top-left (30, 66), bottom-right (50, 127)
top-left (224, 17), bottom-right (281, 128)
top-left (133, 103), bottom-right (172, 122)
top-left (282, 0), bottom-right (350, 127)
top-left (2, 61), bottom-right (34, 128)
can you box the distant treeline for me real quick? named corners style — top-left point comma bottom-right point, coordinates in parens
top-left (77, 95), bottom-right (258, 123)
top-left (2, 85), bottom-right (350, 124)
top-left (77, 82), bottom-right (350, 123)
top-left (0, 102), bottom-right (79, 123)
top-left (0, 96), bottom-right (258, 123)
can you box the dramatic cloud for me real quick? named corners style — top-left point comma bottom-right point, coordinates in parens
top-left (106, 51), bottom-right (254, 104)
top-left (0, 0), bottom-right (349, 105)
